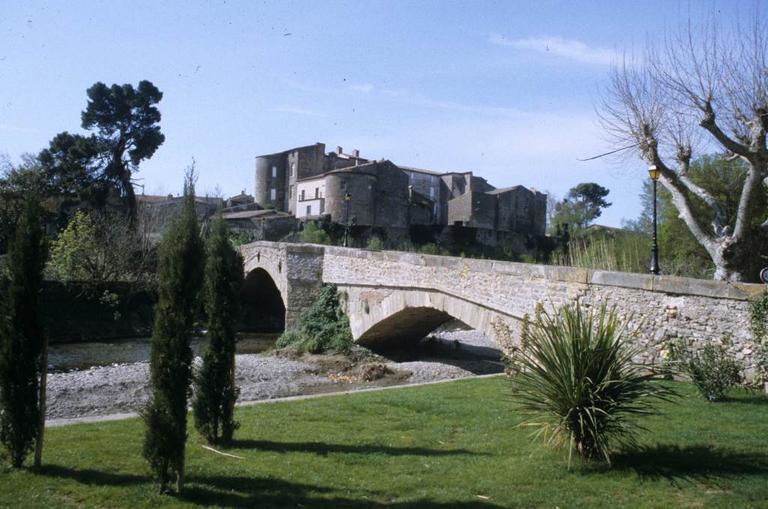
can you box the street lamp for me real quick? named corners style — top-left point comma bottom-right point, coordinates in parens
top-left (648, 165), bottom-right (661, 275)
top-left (343, 192), bottom-right (352, 247)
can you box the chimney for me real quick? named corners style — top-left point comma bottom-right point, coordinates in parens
top-left (352, 149), bottom-right (360, 158)
top-left (336, 146), bottom-right (343, 155)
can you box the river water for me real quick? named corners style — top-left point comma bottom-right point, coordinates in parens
top-left (47, 333), bottom-right (279, 372)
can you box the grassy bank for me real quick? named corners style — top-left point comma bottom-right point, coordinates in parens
top-left (1, 377), bottom-right (767, 508)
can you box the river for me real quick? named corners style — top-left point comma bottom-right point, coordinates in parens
top-left (47, 333), bottom-right (279, 372)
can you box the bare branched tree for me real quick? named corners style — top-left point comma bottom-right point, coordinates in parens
top-left (600, 14), bottom-right (768, 281)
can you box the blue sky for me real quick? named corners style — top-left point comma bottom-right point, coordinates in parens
top-left (0, 0), bottom-right (762, 226)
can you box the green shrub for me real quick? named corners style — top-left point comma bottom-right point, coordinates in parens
top-left (502, 313), bottom-right (529, 376)
top-left (396, 241), bottom-right (415, 252)
top-left (47, 210), bottom-right (154, 285)
top-left (746, 292), bottom-right (768, 387)
top-left (276, 285), bottom-right (352, 353)
top-left (749, 290), bottom-right (768, 342)
top-left (227, 230), bottom-right (254, 248)
top-left (551, 233), bottom-right (650, 274)
top-left (275, 329), bottom-right (302, 348)
top-left (419, 243), bottom-right (439, 255)
top-left (510, 301), bottom-right (673, 466)
top-left (300, 222), bottom-right (331, 245)
top-left (676, 341), bottom-right (742, 401)
top-left (754, 343), bottom-right (768, 387)
top-left (366, 236), bottom-right (384, 251)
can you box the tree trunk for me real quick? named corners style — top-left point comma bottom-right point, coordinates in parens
top-left (712, 238), bottom-right (750, 282)
top-left (119, 169), bottom-right (138, 226)
top-left (713, 261), bottom-right (744, 282)
top-left (176, 454), bottom-right (185, 494)
top-left (225, 349), bottom-right (236, 443)
top-left (34, 334), bottom-right (48, 468)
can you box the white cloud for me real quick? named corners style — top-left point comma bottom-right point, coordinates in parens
top-left (349, 83), bottom-right (375, 93)
top-left (269, 106), bottom-right (324, 117)
top-left (489, 33), bottom-right (615, 65)
top-left (402, 94), bottom-right (524, 118)
top-left (381, 88), bottom-right (408, 97)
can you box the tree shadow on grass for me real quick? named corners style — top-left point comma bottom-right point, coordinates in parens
top-left (37, 465), bottom-right (502, 508)
top-left (183, 474), bottom-right (502, 508)
top-left (36, 464), bottom-right (145, 486)
top-left (227, 439), bottom-right (486, 457)
top-left (607, 444), bottom-right (768, 486)
top-left (720, 393), bottom-right (768, 406)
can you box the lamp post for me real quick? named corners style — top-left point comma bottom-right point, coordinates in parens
top-left (343, 192), bottom-right (352, 247)
top-left (648, 165), bottom-right (661, 275)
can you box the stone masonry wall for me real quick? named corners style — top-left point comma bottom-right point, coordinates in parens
top-left (321, 247), bottom-right (764, 380)
top-left (284, 245), bottom-right (325, 328)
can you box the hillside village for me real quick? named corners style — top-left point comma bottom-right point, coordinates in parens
top-left (139, 142), bottom-right (547, 252)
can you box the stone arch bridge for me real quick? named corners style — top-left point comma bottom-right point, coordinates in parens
top-left (240, 241), bottom-right (762, 373)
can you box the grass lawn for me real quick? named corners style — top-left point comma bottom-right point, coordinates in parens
top-left (1, 377), bottom-right (767, 508)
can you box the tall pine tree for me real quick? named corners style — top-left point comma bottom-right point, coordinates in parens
top-left (0, 199), bottom-right (47, 468)
top-left (193, 215), bottom-right (244, 445)
top-left (142, 170), bottom-right (203, 493)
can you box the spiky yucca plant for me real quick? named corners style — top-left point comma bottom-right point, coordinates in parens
top-left (511, 301), bottom-right (674, 466)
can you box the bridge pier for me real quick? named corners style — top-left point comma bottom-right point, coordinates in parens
top-left (241, 242), bottom-right (324, 331)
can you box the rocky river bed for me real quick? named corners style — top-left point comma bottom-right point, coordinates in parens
top-left (46, 329), bottom-right (504, 422)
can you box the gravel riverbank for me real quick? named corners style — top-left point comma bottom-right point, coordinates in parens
top-left (46, 330), bottom-right (503, 421)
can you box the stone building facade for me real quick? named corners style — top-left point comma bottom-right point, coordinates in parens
top-left (253, 142), bottom-right (547, 244)
top-left (137, 194), bottom-right (224, 243)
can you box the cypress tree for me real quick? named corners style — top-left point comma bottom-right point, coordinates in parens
top-left (193, 215), bottom-right (244, 444)
top-left (0, 199), bottom-right (47, 468)
top-left (142, 172), bottom-right (204, 493)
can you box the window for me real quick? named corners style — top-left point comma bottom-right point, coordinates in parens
top-left (289, 185), bottom-right (293, 198)
top-left (300, 189), bottom-right (305, 201)
top-left (291, 163), bottom-right (296, 176)
top-left (315, 187), bottom-right (319, 198)
top-left (272, 166), bottom-right (277, 178)
top-left (270, 188), bottom-right (276, 201)
top-left (306, 205), bottom-right (312, 216)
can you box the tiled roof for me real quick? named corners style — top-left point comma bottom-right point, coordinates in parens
top-left (222, 209), bottom-right (289, 220)
top-left (486, 186), bottom-right (527, 195)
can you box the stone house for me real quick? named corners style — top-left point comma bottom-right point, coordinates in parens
top-left (137, 194), bottom-right (224, 242)
top-left (251, 143), bottom-right (547, 245)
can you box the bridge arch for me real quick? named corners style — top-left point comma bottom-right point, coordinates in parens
top-left (344, 286), bottom-right (521, 349)
top-left (240, 242), bottom-right (325, 331)
top-left (240, 267), bottom-right (286, 332)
